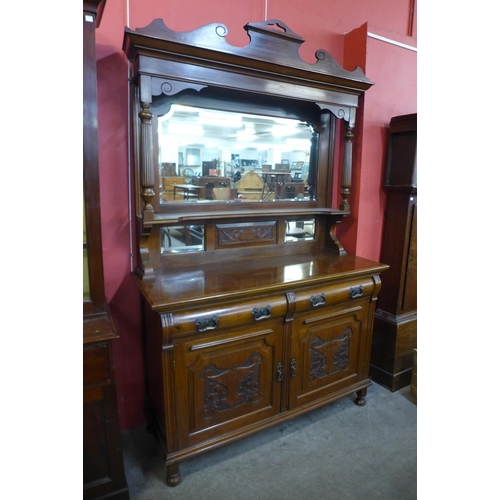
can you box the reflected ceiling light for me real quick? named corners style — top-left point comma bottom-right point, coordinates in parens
top-left (198, 116), bottom-right (243, 129)
top-left (168, 123), bottom-right (204, 136)
top-left (285, 138), bottom-right (311, 147)
top-left (236, 125), bottom-right (256, 141)
top-left (283, 263), bottom-right (310, 281)
top-left (272, 124), bottom-right (299, 136)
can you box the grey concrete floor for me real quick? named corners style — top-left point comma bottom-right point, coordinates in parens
top-left (122, 381), bottom-right (417, 500)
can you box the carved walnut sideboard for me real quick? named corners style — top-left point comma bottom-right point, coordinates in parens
top-left (123, 19), bottom-right (388, 486)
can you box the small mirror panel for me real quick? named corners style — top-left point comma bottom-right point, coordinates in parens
top-left (158, 105), bottom-right (315, 205)
top-left (284, 219), bottom-right (315, 242)
top-left (161, 225), bottom-right (205, 254)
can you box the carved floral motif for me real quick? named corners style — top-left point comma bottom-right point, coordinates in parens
top-left (201, 353), bottom-right (263, 419)
top-left (308, 328), bottom-right (352, 382)
top-left (219, 225), bottom-right (274, 244)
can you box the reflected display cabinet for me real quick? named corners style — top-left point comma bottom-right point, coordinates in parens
top-left (123, 19), bottom-right (388, 486)
top-left (83, 1), bottom-right (129, 498)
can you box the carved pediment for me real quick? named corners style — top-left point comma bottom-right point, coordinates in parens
top-left (124, 18), bottom-right (373, 90)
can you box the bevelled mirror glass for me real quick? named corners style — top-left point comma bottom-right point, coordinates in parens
top-left (160, 225), bottom-right (205, 254)
top-left (285, 219), bottom-right (315, 242)
top-left (157, 104), bottom-right (317, 205)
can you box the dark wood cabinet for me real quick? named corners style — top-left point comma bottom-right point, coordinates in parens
top-left (124, 19), bottom-right (388, 487)
top-left (369, 113), bottom-right (417, 391)
top-left (83, 320), bottom-right (129, 500)
top-left (83, 1), bottom-right (129, 498)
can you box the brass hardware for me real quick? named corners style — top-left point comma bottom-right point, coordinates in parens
top-left (290, 359), bottom-right (297, 377)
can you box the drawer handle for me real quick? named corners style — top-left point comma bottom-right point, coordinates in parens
top-left (252, 305), bottom-right (272, 321)
top-left (290, 359), bottom-right (297, 378)
top-left (194, 315), bottom-right (219, 332)
top-left (310, 293), bottom-right (326, 307)
top-left (276, 362), bottom-right (283, 382)
top-left (349, 285), bottom-right (364, 299)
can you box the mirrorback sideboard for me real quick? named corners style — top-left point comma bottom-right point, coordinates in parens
top-left (123, 19), bottom-right (388, 486)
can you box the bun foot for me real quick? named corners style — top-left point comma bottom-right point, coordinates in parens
top-left (354, 396), bottom-right (366, 406)
top-left (354, 387), bottom-right (367, 406)
top-left (166, 463), bottom-right (182, 487)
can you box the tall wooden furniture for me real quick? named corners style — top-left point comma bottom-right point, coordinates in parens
top-left (197, 176), bottom-right (231, 199)
top-left (123, 19), bottom-right (388, 487)
top-left (369, 113), bottom-right (417, 391)
top-left (83, 1), bottom-right (129, 498)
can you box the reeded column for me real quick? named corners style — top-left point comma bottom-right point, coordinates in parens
top-left (340, 122), bottom-right (354, 211)
top-left (139, 102), bottom-right (155, 219)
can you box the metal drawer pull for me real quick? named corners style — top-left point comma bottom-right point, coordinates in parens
top-left (310, 293), bottom-right (326, 307)
top-left (194, 315), bottom-right (219, 332)
top-left (252, 305), bottom-right (272, 321)
top-left (276, 362), bottom-right (283, 382)
top-left (349, 285), bottom-right (364, 299)
top-left (290, 359), bottom-right (297, 377)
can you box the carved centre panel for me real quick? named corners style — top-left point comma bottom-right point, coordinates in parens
top-left (216, 221), bottom-right (277, 247)
top-left (200, 353), bottom-right (263, 419)
top-left (308, 328), bottom-right (352, 382)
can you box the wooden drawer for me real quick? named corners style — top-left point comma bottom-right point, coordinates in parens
top-left (169, 293), bottom-right (288, 340)
top-left (293, 276), bottom-right (375, 314)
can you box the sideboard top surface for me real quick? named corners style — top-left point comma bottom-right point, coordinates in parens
top-left (134, 252), bottom-right (388, 311)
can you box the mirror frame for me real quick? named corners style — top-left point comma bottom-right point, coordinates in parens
top-left (150, 89), bottom-right (325, 212)
top-left (123, 19), bottom-right (374, 221)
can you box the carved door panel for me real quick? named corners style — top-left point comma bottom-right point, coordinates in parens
top-left (289, 300), bottom-right (370, 410)
top-left (173, 320), bottom-right (283, 449)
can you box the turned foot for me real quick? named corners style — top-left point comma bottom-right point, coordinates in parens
top-left (354, 388), bottom-right (367, 406)
top-left (166, 463), bottom-right (182, 487)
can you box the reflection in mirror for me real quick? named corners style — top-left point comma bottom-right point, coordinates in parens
top-left (161, 225), bottom-right (205, 254)
top-left (158, 105), bottom-right (315, 204)
top-left (285, 219), bottom-right (315, 242)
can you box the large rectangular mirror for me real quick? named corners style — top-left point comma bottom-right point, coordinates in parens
top-left (156, 103), bottom-right (318, 205)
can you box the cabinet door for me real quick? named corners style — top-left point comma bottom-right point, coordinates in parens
top-left (83, 342), bottom-right (128, 500)
top-left (289, 299), bottom-right (370, 410)
top-left (173, 321), bottom-right (283, 449)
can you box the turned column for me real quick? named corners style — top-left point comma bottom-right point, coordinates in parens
top-left (340, 121), bottom-right (354, 212)
top-left (137, 75), bottom-right (155, 220)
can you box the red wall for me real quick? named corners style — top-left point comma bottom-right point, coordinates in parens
top-left (95, 0), bottom-right (417, 430)
top-left (338, 22), bottom-right (417, 260)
